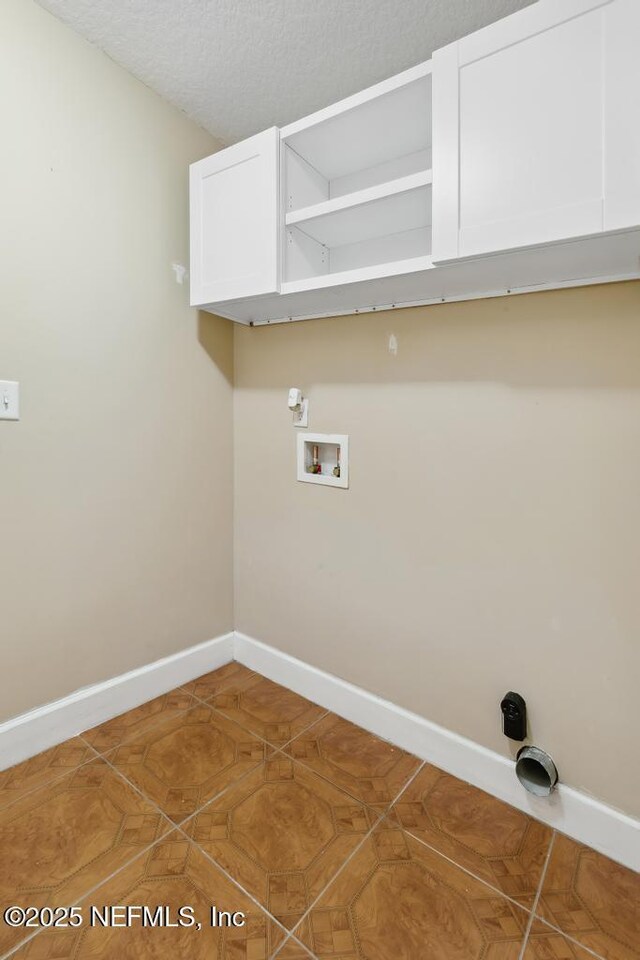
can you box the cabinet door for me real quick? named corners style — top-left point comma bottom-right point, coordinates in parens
top-left (432, 0), bottom-right (613, 262)
top-left (190, 128), bottom-right (279, 305)
top-left (603, 0), bottom-right (640, 232)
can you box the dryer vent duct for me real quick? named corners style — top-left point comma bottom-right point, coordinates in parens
top-left (515, 746), bottom-right (558, 797)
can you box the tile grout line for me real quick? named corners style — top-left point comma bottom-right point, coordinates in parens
top-left (0, 740), bottom-right (105, 819)
top-left (79, 689), bottom-right (212, 759)
top-left (5, 757), bottom-right (316, 958)
top-left (0, 824), bottom-right (315, 960)
top-left (0, 743), bottom-right (156, 960)
top-left (182, 743), bottom-right (404, 959)
top-left (72, 670), bottom-right (335, 870)
top-left (171, 816), bottom-right (308, 957)
top-left (72, 666), bottom-right (327, 786)
top-left (180, 668), bottom-right (331, 754)
top-left (394, 803), bottom-right (558, 920)
top-left (518, 830), bottom-right (556, 960)
top-left (265, 922), bottom-right (319, 960)
top-left (271, 761), bottom-right (430, 959)
top-left (519, 831), bottom-right (609, 960)
top-left (198, 695), bottom-right (330, 753)
top-left (384, 765), bottom-right (592, 930)
top-left (277, 755), bottom-right (566, 960)
top-left (94, 729), bottom-right (364, 956)
top-left (523, 830), bottom-right (614, 960)
top-left (2, 754), bottom-right (296, 959)
top-left (0, 826), bottom-right (177, 960)
top-left (269, 931), bottom-right (319, 960)
top-left (80, 699), bottom-right (276, 765)
top-left (174, 728), bottom-right (421, 960)
top-left (184, 835), bottom-right (318, 960)
top-left (96, 737), bottom-right (278, 839)
top-left (260, 707), bottom-right (426, 823)
top-left (265, 748), bottom-right (397, 824)
top-left (395, 820), bottom-right (540, 918)
top-left (272, 819), bottom-right (381, 959)
top-left (274, 708), bottom-right (331, 752)
top-left (1, 741), bottom-right (175, 960)
top-left (78, 687), bottom-right (288, 822)
top-left (178, 671), bottom-right (429, 834)
top-left (388, 759), bottom-right (427, 806)
top-left (79, 664), bottom-right (264, 762)
top-left (338, 751), bottom-right (597, 959)
top-left (524, 913), bottom-right (610, 960)
top-left (1, 927), bottom-right (40, 959)
top-left (208, 700), bottom-right (329, 754)
top-left (95, 747), bottom-right (190, 833)
top-left (271, 760), bottom-right (429, 959)
top-left (89, 702), bottom-right (332, 834)
top-left (268, 931), bottom-right (319, 959)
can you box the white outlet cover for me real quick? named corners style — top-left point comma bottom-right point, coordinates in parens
top-left (0, 381), bottom-right (19, 421)
top-left (293, 398), bottom-right (309, 428)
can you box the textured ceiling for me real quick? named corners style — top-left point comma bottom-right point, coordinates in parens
top-left (35, 0), bottom-right (534, 145)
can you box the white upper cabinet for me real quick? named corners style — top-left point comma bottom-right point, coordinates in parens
top-left (190, 0), bottom-right (640, 323)
top-left (190, 128), bottom-right (279, 305)
top-left (432, 0), bottom-right (640, 263)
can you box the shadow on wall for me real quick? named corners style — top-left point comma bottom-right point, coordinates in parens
top-left (198, 311), bottom-right (234, 385)
top-left (233, 282), bottom-right (640, 391)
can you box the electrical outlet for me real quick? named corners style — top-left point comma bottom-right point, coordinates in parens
top-left (0, 381), bottom-right (19, 421)
top-left (293, 397), bottom-right (309, 427)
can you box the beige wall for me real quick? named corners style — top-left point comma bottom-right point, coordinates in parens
top-left (0, 0), bottom-right (233, 720)
top-left (234, 281), bottom-right (640, 817)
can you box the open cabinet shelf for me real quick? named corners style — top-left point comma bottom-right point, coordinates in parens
top-left (281, 250), bottom-right (433, 295)
top-left (285, 170), bottom-right (432, 246)
top-left (282, 63), bottom-right (432, 193)
top-left (281, 62), bottom-right (433, 288)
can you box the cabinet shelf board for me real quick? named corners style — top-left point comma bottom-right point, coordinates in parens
top-left (286, 173), bottom-right (433, 248)
top-left (286, 170), bottom-right (432, 226)
top-left (281, 254), bottom-right (434, 295)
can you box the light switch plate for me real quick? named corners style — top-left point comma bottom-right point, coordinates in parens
top-left (0, 381), bottom-right (20, 420)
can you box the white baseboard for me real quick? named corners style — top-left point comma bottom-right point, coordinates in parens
top-left (1, 628), bottom-right (637, 872)
top-left (0, 632), bottom-right (234, 772)
top-left (234, 631), bottom-right (640, 872)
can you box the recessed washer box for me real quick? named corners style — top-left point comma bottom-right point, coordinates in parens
top-left (297, 433), bottom-right (349, 488)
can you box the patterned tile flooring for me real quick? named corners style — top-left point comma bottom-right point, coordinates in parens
top-left (0, 662), bottom-right (638, 958)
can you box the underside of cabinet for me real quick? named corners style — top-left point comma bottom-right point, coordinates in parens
top-left (200, 229), bottom-right (640, 325)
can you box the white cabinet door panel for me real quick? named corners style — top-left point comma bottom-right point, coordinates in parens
top-left (432, 0), bottom-right (614, 262)
top-left (604, 0), bottom-right (640, 232)
top-left (190, 128), bottom-right (279, 305)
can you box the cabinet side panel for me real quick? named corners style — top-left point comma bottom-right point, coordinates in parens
top-left (189, 161), bottom-right (205, 305)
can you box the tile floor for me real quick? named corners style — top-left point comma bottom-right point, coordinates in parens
top-left (0, 662), bottom-right (638, 959)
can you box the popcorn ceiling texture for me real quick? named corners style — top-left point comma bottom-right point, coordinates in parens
top-left (34, 0), bottom-right (533, 144)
